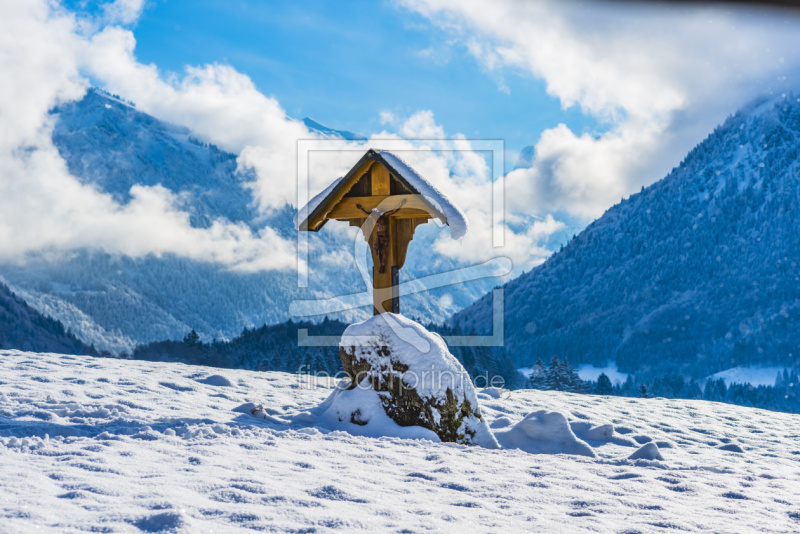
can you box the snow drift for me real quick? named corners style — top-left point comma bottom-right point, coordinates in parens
top-left (495, 410), bottom-right (595, 457)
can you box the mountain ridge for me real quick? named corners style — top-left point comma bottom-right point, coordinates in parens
top-left (454, 93), bottom-right (800, 379)
top-left (0, 279), bottom-right (95, 355)
top-left (0, 89), bottom-right (497, 352)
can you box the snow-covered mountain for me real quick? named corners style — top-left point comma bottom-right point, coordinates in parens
top-left (0, 280), bottom-right (92, 355)
top-left (0, 89), bottom-right (494, 352)
top-left (2, 349), bottom-right (797, 532)
top-left (454, 94), bottom-right (800, 379)
top-left (51, 89), bottom-right (258, 227)
top-left (302, 117), bottom-right (367, 141)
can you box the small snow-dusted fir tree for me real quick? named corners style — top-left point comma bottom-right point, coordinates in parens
top-left (560, 358), bottom-right (588, 393)
top-left (594, 372), bottom-right (613, 395)
top-left (530, 356), bottom-right (587, 393)
top-left (775, 371), bottom-right (786, 388)
top-left (526, 358), bottom-right (547, 389)
top-left (621, 375), bottom-right (636, 396)
top-left (183, 329), bottom-right (200, 346)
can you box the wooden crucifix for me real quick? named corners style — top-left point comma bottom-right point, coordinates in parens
top-left (295, 149), bottom-right (467, 315)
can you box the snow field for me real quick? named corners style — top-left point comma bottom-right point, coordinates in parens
top-left (1, 350), bottom-right (799, 532)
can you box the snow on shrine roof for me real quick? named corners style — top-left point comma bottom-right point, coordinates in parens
top-left (292, 175), bottom-right (344, 232)
top-left (293, 149), bottom-right (469, 239)
top-left (377, 151), bottom-right (468, 239)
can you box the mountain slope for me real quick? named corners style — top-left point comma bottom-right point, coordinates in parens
top-left (455, 94), bottom-right (800, 379)
top-left (52, 89), bottom-right (257, 227)
top-left (0, 281), bottom-right (94, 355)
top-left (0, 89), bottom-right (495, 352)
top-left (302, 117), bottom-right (367, 140)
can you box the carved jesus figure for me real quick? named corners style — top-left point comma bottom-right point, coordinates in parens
top-left (356, 199), bottom-right (406, 274)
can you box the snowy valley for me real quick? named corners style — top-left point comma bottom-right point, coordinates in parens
top-left (4, 1), bottom-right (800, 533)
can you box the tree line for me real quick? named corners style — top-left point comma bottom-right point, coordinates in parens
top-left (525, 355), bottom-right (800, 414)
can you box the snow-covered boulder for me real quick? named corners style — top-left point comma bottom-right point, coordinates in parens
top-left (494, 410), bottom-right (596, 457)
top-left (335, 314), bottom-right (498, 448)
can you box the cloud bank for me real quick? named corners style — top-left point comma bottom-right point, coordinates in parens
top-left (12, 0), bottom-right (791, 276)
top-left (2, 0), bottom-right (544, 274)
top-left (0, 0), bottom-right (302, 270)
top-left (0, 0), bottom-right (560, 274)
top-left (399, 0), bottom-right (800, 219)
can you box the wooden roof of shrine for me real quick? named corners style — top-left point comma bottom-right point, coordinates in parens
top-left (294, 149), bottom-right (468, 239)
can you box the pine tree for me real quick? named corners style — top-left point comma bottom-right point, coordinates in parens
top-left (541, 355), bottom-right (561, 390)
top-left (561, 358), bottom-right (587, 393)
top-left (686, 380), bottom-right (703, 399)
top-left (541, 355), bottom-right (586, 392)
top-left (183, 329), bottom-right (200, 346)
top-left (595, 372), bottom-right (613, 395)
top-left (775, 371), bottom-right (786, 388)
top-left (621, 375), bottom-right (636, 397)
top-left (527, 358), bottom-right (547, 389)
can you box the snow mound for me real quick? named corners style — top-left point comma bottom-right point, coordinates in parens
top-left (232, 402), bottom-right (259, 414)
top-left (570, 421), bottom-right (638, 447)
top-left (628, 442), bottom-right (663, 461)
top-left (495, 410), bottom-right (596, 457)
top-left (718, 443), bottom-right (744, 453)
top-left (334, 313), bottom-right (497, 447)
top-left (299, 385), bottom-right (440, 442)
top-left (490, 416), bottom-right (513, 429)
top-left (197, 374), bottom-right (233, 387)
top-left (480, 387), bottom-right (505, 399)
top-left (570, 422), bottom-right (614, 441)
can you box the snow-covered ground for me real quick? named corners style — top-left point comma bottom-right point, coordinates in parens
top-left (2, 350), bottom-right (799, 532)
top-left (707, 366), bottom-right (786, 387)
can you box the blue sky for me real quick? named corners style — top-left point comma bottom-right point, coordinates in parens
top-left (80, 0), bottom-right (596, 166)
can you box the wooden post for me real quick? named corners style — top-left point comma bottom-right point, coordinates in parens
top-left (372, 252), bottom-right (397, 315)
top-left (369, 216), bottom-right (426, 315)
top-left (369, 163), bottom-right (398, 314)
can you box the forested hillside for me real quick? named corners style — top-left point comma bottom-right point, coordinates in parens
top-left (0, 281), bottom-right (95, 355)
top-left (455, 94), bottom-right (800, 380)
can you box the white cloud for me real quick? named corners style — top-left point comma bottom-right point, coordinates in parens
top-left (379, 110), bottom-right (396, 125)
top-left (398, 0), bottom-right (800, 219)
top-left (80, 26), bottom-right (312, 213)
top-left (102, 0), bottom-right (145, 25)
top-left (0, 0), bottom-right (564, 276)
top-left (0, 0), bottom-right (299, 271)
top-left (336, 111), bottom-right (564, 270)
